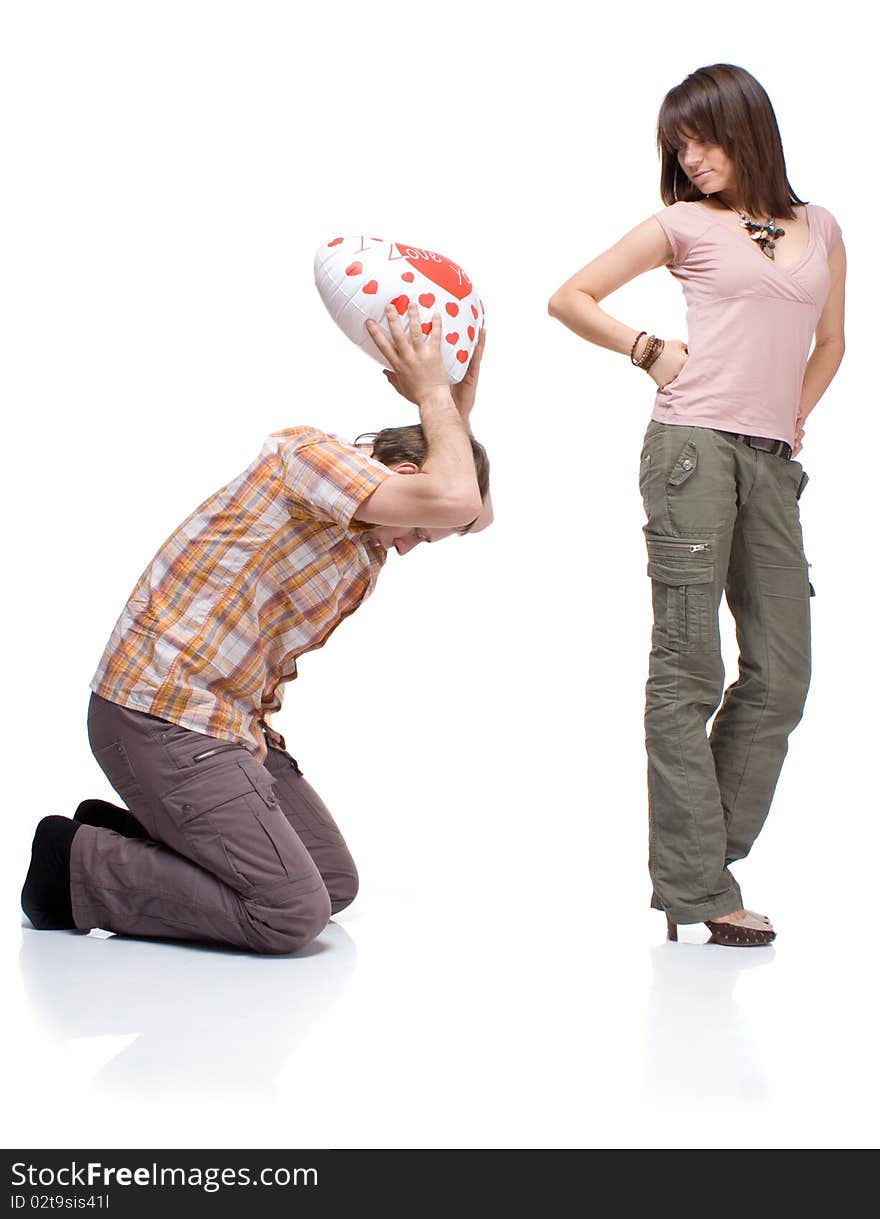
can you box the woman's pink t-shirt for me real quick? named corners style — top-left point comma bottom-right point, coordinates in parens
top-left (650, 201), bottom-right (843, 445)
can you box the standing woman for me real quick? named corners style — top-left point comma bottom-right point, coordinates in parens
top-left (548, 64), bottom-right (845, 946)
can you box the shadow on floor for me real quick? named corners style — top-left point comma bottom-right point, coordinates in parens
top-left (18, 921), bottom-right (356, 1099)
top-left (643, 938), bottom-right (774, 1106)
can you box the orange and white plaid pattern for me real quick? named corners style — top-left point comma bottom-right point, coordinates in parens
top-left (91, 427), bottom-right (390, 758)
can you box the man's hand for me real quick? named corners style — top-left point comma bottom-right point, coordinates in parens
top-left (378, 321), bottom-right (486, 423)
top-left (366, 301), bottom-right (448, 404)
top-left (450, 327), bottom-right (485, 422)
top-left (354, 305), bottom-right (483, 530)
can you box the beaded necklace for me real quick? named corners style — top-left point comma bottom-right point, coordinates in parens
top-left (723, 202), bottom-right (786, 259)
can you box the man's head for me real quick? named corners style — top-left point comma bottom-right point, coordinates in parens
top-left (355, 424), bottom-right (492, 556)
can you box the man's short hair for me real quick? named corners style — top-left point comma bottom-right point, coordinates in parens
top-left (356, 425), bottom-right (490, 532)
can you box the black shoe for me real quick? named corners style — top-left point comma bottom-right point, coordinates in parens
top-left (73, 799), bottom-right (149, 839)
top-left (21, 816), bottom-right (82, 930)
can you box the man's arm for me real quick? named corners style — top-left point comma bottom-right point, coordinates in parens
top-left (353, 301), bottom-right (483, 528)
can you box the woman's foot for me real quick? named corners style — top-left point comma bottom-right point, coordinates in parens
top-left (710, 908), bottom-right (773, 931)
top-left (704, 908), bottom-right (776, 946)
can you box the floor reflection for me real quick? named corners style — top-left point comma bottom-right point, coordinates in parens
top-left (19, 922), bottom-right (356, 1099)
top-left (644, 940), bottom-right (773, 1105)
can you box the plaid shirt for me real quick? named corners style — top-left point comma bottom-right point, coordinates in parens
top-left (91, 427), bottom-right (390, 759)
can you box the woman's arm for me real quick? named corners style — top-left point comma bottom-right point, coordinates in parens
top-left (793, 240), bottom-right (847, 455)
top-left (548, 217), bottom-right (688, 390)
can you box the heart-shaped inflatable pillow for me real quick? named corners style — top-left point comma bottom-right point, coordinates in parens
top-left (314, 236), bottom-right (485, 384)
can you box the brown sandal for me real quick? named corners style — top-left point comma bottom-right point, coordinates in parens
top-left (666, 914), bottom-right (776, 946)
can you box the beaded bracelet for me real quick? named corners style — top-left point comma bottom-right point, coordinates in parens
top-left (641, 336), bottom-right (665, 372)
top-left (636, 336), bottom-right (651, 366)
top-left (630, 331), bottom-right (647, 363)
top-left (631, 331), bottom-right (664, 369)
top-left (632, 333), bottom-right (664, 372)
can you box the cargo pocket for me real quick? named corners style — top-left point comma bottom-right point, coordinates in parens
top-left (667, 440), bottom-right (698, 487)
top-left (93, 738), bottom-right (143, 803)
top-left (638, 424), bottom-right (670, 516)
top-left (160, 719), bottom-right (248, 770)
top-left (783, 460), bottom-right (809, 503)
top-left (639, 444), bottom-right (662, 498)
top-left (645, 534), bottom-right (717, 650)
top-left (163, 761), bottom-right (309, 894)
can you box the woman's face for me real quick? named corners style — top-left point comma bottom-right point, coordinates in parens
top-left (675, 129), bottom-right (735, 195)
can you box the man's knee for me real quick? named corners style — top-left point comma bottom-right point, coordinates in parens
top-left (329, 866), bottom-right (359, 915)
top-left (248, 883), bottom-right (332, 955)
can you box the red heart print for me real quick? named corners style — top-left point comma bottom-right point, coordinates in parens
top-left (362, 280), bottom-right (378, 295)
top-left (345, 261), bottom-right (362, 277)
top-left (471, 305), bottom-right (478, 319)
top-left (395, 243), bottom-right (473, 301)
top-left (445, 302), bottom-right (459, 317)
top-left (467, 326), bottom-right (475, 341)
top-left (456, 350), bottom-right (468, 363)
top-left (401, 272), bottom-right (414, 282)
top-left (418, 293), bottom-right (435, 308)
top-left (391, 295), bottom-right (409, 315)
top-left (421, 322), bottom-right (433, 335)
top-left (328, 237), bottom-right (344, 247)
top-left (445, 332), bottom-right (459, 345)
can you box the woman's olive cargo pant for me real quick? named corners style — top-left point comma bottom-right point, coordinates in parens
top-left (639, 422), bottom-right (813, 925)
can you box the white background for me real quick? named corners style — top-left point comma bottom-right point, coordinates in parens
top-left (2, 0), bottom-right (876, 1150)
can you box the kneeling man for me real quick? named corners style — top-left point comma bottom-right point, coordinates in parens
top-left (22, 303), bottom-right (491, 954)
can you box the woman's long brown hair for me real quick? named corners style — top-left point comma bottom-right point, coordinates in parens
top-left (657, 64), bottom-right (806, 219)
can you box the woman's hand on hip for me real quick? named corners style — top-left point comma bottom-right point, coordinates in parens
top-left (647, 339), bottom-right (689, 390)
top-left (793, 414), bottom-right (806, 457)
